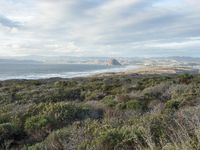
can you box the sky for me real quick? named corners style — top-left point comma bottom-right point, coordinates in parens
top-left (0, 0), bottom-right (200, 58)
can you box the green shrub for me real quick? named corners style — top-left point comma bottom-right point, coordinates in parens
top-left (0, 115), bottom-right (10, 124)
top-left (63, 88), bottom-right (83, 101)
top-left (116, 127), bottom-right (148, 150)
top-left (94, 127), bottom-right (149, 150)
top-left (24, 102), bottom-right (98, 138)
top-left (126, 100), bottom-right (143, 110)
top-left (25, 115), bottom-right (51, 132)
top-left (54, 80), bottom-right (77, 88)
top-left (165, 100), bottom-right (181, 110)
top-left (116, 95), bottom-right (130, 102)
top-left (24, 115), bottom-right (52, 140)
top-left (103, 96), bottom-right (117, 108)
top-left (95, 128), bottom-right (125, 150)
top-left (26, 103), bottom-right (88, 123)
top-left (116, 102), bottom-right (127, 110)
top-left (0, 123), bottom-right (18, 142)
top-left (43, 103), bottom-right (79, 122)
top-left (23, 127), bottom-right (71, 150)
top-left (149, 115), bottom-right (168, 146)
top-left (178, 74), bottom-right (193, 84)
top-left (78, 141), bottom-right (91, 150)
top-left (162, 143), bottom-right (178, 150)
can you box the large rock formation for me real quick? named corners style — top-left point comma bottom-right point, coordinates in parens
top-left (107, 58), bottom-right (121, 66)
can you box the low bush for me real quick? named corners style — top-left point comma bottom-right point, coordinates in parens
top-left (126, 100), bottom-right (143, 110)
top-left (102, 96), bottom-right (117, 108)
top-left (95, 128), bottom-right (125, 150)
top-left (22, 128), bottom-right (70, 150)
top-left (149, 114), bottom-right (170, 147)
top-left (24, 115), bottom-right (52, 140)
top-left (0, 122), bottom-right (19, 149)
top-left (165, 99), bottom-right (181, 110)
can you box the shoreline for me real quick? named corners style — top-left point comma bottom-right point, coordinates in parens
top-left (93, 66), bottom-right (199, 77)
top-left (0, 66), bottom-right (199, 82)
top-left (0, 64), bottom-right (140, 81)
top-left (0, 64), bottom-right (200, 149)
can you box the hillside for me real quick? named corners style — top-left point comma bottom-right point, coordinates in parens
top-left (0, 73), bottom-right (200, 149)
top-left (0, 59), bottom-right (41, 64)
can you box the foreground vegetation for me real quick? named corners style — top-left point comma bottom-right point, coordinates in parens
top-left (0, 73), bottom-right (200, 150)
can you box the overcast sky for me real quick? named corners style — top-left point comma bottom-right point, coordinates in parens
top-left (0, 0), bottom-right (200, 57)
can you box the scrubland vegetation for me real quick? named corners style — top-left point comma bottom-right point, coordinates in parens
top-left (0, 73), bottom-right (199, 150)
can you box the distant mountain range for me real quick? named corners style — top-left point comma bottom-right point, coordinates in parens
top-left (0, 56), bottom-right (200, 66)
top-left (0, 59), bottom-right (41, 64)
top-left (166, 56), bottom-right (200, 62)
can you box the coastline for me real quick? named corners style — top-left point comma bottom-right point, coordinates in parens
top-left (0, 65), bottom-right (200, 149)
top-left (0, 64), bottom-right (139, 81)
top-left (0, 66), bottom-right (199, 81)
top-left (93, 66), bottom-right (199, 78)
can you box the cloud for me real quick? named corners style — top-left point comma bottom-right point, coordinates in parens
top-left (0, 0), bottom-right (199, 57)
top-left (0, 15), bottom-right (21, 28)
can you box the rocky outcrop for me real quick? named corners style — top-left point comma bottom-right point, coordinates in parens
top-left (107, 59), bottom-right (121, 66)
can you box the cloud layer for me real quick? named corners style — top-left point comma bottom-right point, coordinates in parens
top-left (0, 0), bottom-right (200, 57)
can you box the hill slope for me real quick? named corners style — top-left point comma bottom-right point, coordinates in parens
top-left (0, 73), bottom-right (199, 149)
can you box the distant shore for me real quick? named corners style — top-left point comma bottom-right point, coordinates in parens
top-left (0, 64), bottom-right (146, 81)
top-left (92, 66), bottom-right (199, 78)
top-left (1, 66), bottom-right (199, 82)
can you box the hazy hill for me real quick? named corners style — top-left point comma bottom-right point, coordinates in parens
top-left (0, 59), bottom-right (41, 64)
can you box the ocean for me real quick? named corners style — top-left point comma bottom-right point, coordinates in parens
top-left (0, 64), bottom-right (139, 80)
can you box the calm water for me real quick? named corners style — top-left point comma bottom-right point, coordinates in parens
top-left (0, 64), bottom-right (138, 80)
